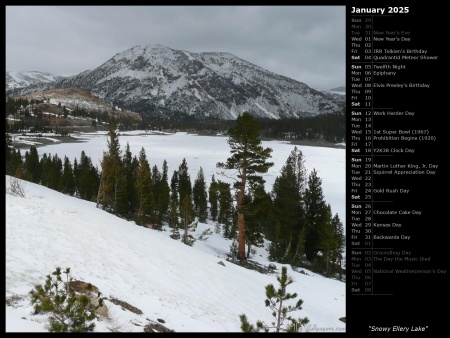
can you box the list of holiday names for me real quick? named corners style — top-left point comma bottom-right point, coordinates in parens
top-left (348, 6), bottom-right (444, 295)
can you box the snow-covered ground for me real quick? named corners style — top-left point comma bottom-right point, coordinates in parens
top-left (6, 131), bottom-right (346, 332)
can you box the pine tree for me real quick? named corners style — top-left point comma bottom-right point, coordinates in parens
top-left (170, 170), bottom-right (179, 204)
top-left (193, 167), bottom-right (208, 222)
top-left (61, 156), bottom-right (75, 195)
top-left (7, 148), bottom-right (23, 178)
top-left (97, 117), bottom-right (126, 213)
top-left (155, 160), bottom-right (171, 225)
top-left (122, 142), bottom-right (138, 214)
top-left (319, 211), bottom-right (345, 277)
top-left (270, 147), bottom-right (307, 264)
top-left (208, 175), bottom-right (219, 222)
top-left (177, 158), bottom-right (192, 203)
top-left (217, 181), bottom-right (235, 239)
top-left (49, 154), bottom-right (63, 191)
top-left (75, 151), bottom-right (100, 202)
top-left (239, 266), bottom-right (309, 332)
top-left (39, 153), bottom-right (50, 187)
top-left (151, 164), bottom-right (162, 222)
top-left (243, 183), bottom-right (270, 259)
top-left (168, 196), bottom-right (181, 230)
top-left (135, 147), bottom-right (155, 225)
top-left (180, 195), bottom-right (196, 246)
top-left (217, 112), bottom-right (273, 260)
top-left (23, 145), bottom-right (41, 183)
top-left (304, 168), bottom-right (329, 263)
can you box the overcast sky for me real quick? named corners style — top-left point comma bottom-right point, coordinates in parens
top-left (6, 6), bottom-right (345, 91)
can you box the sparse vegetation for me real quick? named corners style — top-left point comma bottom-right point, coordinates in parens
top-left (239, 266), bottom-right (309, 332)
top-left (6, 175), bottom-right (26, 197)
top-left (29, 267), bottom-right (105, 332)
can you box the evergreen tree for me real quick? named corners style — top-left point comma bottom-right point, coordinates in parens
top-left (49, 154), bottom-right (63, 191)
top-left (217, 112), bottom-right (273, 260)
top-left (39, 153), bottom-right (51, 188)
top-left (122, 142), bottom-right (138, 214)
top-left (177, 158), bottom-right (192, 203)
top-left (151, 164), bottom-right (162, 222)
top-left (180, 195), bottom-right (196, 246)
top-left (170, 170), bottom-right (179, 204)
top-left (7, 148), bottom-right (23, 178)
top-left (155, 160), bottom-right (171, 225)
top-left (239, 266), bottom-right (309, 332)
top-left (135, 147), bottom-right (155, 225)
top-left (97, 117), bottom-right (126, 214)
top-left (269, 147), bottom-right (307, 264)
top-left (244, 183), bottom-right (271, 258)
top-left (208, 175), bottom-right (219, 222)
top-left (217, 181), bottom-right (235, 239)
top-left (23, 145), bottom-right (41, 183)
top-left (75, 151), bottom-right (100, 202)
top-left (60, 156), bottom-right (75, 195)
top-left (168, 196), bottom-right (181, 230)
top-left (319, 211), bottom-right (345, 277)
top-left (304, 168), bottom-right (329, 262)
top-left (193, 167), bottom-right (208, 222)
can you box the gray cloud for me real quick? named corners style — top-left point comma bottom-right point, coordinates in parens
top-left (6, 6), bottom-right (345, 90)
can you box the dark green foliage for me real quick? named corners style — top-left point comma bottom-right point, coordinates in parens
top-left (180, 195), bottom-right (196, 246)
top-left (269, 147), bottom-right (307, 264)
top-left (217, 112), bottom-right (273, 260)
top-left (170, 224), bottom-right (181, 240)
top-left (154, 160), bottom-right (171, 224)
top-left (168, 195), bottom-right (181, 229)
top-left (170, 170), bottom-right (179, 203)
top-left (304, 169), bottom-right (329, 262)
top-left (217, 181), bottom-right (235, 239)
top-left (208, 175), bottom-right (219, 222)
top-left (61, 156), bottom-right (76, 195)
top-left (74, 151), bottom-right (100, 201)
top-left (177, 158), bottom-right (192, 203)
top-left (29, 267), bottom-right (104, 332)
top-left (239, 266), bottom-right (309, 332)
top-left (135, 147), bottom-right (155, 225)
top-left (97, 117), bottom-right (125, 213)
top-left (318, 210), bottom-right (345, 276)
top-left (122, 142), bottom-right (139, 214)
top-left (6, 147), bottom-right (23, 177)
top-left (193, 167), bottom-right (208, 222)
top-left (23, 146), bottom-right (41, 183)
top-left (243, 183), bottom-right (271, 258)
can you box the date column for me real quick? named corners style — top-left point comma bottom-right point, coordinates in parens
top-left (349, 13), bottom-right (374, 295)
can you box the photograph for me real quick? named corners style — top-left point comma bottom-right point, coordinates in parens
top-left (6, 5), bottom-right (347, 333)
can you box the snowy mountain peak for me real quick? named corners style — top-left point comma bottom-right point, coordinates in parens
top-left (6, 44), bottom-right (344, 120)
top-left (6, 71), bottom-right (66, 90)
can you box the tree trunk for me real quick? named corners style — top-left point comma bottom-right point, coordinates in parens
top-left (96, 169), bottom-right (105, 209)
top-left (283, 234), bottom-right (292, 261)
top-left (237, 211), bottom-right (246, 260)
top-left (237, 173), bottom-right (246, 260)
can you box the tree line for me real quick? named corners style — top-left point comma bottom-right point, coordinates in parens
top-left (5, 114), bottom-right (345, 278)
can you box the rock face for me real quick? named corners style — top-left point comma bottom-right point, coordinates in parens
top-left (66, 280), bottom-right (108, 318)
top-left (7, 44), bottom-right (343, 120)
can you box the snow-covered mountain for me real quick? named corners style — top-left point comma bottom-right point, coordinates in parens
top-left (6, 71), bottom-right (66, 90)
top-left (6, 44), bottom-right (343, 120)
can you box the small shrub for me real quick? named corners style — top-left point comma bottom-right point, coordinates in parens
top-left (29, 267), bottom-right (105, 332)
top-left (7, 176), bottom-right (25, 197)
top-left (239, 266), bottom-right (309, 332)
top-left (198, 228), bottom-right (213, 241)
